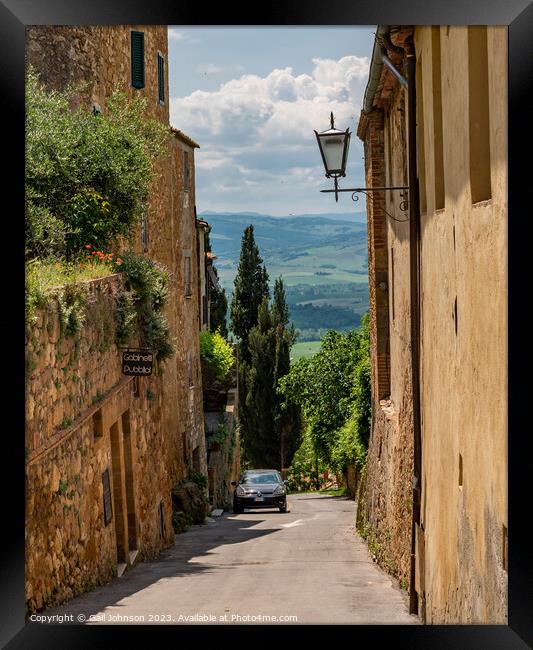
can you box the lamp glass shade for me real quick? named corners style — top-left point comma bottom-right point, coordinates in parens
top-left (315, 127), bottom-right (350, 176)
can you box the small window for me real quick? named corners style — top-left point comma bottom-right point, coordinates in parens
top-left (93, 409), bottom-right (103, 439)
top-left (157, 52), bottom-right (165, 104)
top-left (184, 255), bottom-right (192, 297)
top-left (183, 151), bottom-right (190, 190)
top-left (131, 31), bottom-right (145, 89)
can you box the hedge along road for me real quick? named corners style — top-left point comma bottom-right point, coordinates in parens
top-left (39, 493), bottom-right (419, 625)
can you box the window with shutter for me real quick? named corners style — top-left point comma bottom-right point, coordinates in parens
top-left (157, 52), bottom-right (165, 104)
top-left (131, 31), bottom-right (145, 89)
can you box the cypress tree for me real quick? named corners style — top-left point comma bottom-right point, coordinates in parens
top-left (240, 278), bottom-right (303, 470)
top-left (272, 277), bottom-right (302, 470)
top-left (241, 296), bottom-right (278, 468)
top-left (205, 229), bottom-right (228, 338)
top-left (229, 225), bottom-right (269, 361)
top-left (209, 270), bottom-right (228, 339)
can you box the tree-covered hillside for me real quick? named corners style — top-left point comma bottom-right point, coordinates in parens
top-left (200, 211), bottom-right (369, 344)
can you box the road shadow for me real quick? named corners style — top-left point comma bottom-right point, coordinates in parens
top-left (38, 514), bottom-right (281, 622)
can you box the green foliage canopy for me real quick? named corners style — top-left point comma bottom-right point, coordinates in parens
top-left (279, 314), bottom-right (371, 471)
top-left (199, 329), bottom-right (235, 384)
top-left (229, 225), bottom-right (269, 359)
top-left (25, 66), bottom-right (170, 259)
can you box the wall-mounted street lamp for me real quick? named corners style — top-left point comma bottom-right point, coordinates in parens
top-left (314, 112), bottom-right (409, 208)
top-left (314, 112), bottom-right (351, 203)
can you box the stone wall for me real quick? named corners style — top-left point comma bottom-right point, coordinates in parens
top-left (356, 77), bottom-right (415, 590)
top-left (26, 25), bottom-right (169, 123)
top-left (205, 387), bottom-right (241, 510)
top-left (25, 275), bottom-right (176, 614)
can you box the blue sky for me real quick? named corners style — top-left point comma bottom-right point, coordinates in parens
top-left (168, 27), bottom-right (376, 216)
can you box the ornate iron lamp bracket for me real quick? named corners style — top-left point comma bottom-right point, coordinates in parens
top-left (321, 185), bottom-right (409, 211)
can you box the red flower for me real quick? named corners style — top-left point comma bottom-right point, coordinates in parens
top-left (85, 244), bottom-right (92, 249)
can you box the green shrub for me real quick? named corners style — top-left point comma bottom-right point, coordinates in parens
top-left (188, 471), bottom-right (208, 489)
top-left (115, 290), bottom-right (137, 344)
top-left (25, 66), bottom-right (169, 259)
top-left (115, 251), bottom-right (174, 362)
top-left (56, 283), bottom-right (88, 338)
top-left (199, 329), bottom-right (235, 384)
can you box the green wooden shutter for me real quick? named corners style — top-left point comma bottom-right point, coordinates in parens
top-left (157, 52), bottom-right (165, 103)
top-left (131, 31), bottom-right (145, 89)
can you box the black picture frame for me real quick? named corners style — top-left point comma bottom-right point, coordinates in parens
top-left (5, 0), bottom-right (531, 647)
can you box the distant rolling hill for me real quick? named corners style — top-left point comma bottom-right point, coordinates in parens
top-left (200, 211), bottom-right (369, 342)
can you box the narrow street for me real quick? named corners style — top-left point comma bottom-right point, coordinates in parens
top-left (41, 494), bottom-right (418, 625)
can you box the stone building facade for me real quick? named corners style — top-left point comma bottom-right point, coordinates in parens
top-left (357, 26), bottom-right (507, 623)
top-left (25, 26), bottom-right (209, 613)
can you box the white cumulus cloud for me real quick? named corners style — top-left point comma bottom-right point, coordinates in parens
top-left (169, 55), bottom-right (369, 214)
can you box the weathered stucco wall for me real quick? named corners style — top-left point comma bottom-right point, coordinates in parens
top-left (25, 276), bottom-right (176, 614)
top-left (415, 26), bottom-right (507, 623)
top-left (357, 25), bottom-right (507, 623)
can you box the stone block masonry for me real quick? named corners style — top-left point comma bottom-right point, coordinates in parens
top-left (25, 275), bottom-right (176, 614)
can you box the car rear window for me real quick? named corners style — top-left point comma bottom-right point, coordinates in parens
top-left (241, 473), bottom-right (280, 484)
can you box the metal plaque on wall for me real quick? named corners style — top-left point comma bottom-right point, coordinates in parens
top-left (121, 349), bottom-right (154, 376)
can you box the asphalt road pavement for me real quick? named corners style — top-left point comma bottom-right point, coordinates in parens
top-left (39, 493), bottom-right (419, 625)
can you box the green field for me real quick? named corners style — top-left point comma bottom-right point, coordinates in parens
top-left (290, 340), bottom-right (322, 362)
